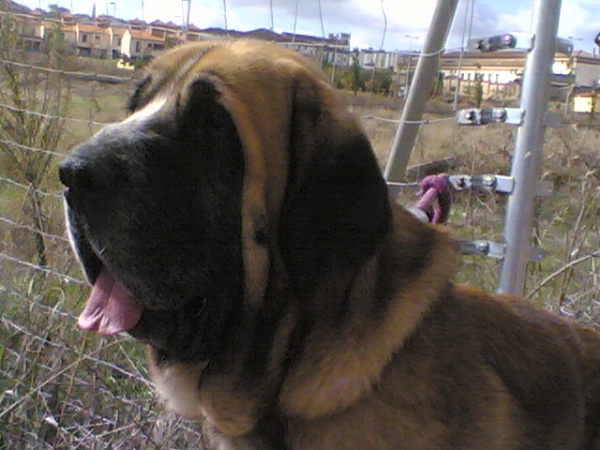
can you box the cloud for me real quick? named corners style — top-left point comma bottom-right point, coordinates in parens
top-left (14, 0), bottom-right (600, 53)
top-left (558, 3), bottom-right (600, 50)
top-left (446, 1), bottom-right (598, 54)
top-left (191, 0), bottom-right (422, 49)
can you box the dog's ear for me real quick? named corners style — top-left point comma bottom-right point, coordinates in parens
top-left (279, 76), bottom-right (392, 295)
top-left (177, 77), bottom-right (234, 136)
top-left (127, 76), bottom-right (151, 112)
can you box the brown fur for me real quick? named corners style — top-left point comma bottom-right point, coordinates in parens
top-left (61, 40), bottom-right (600, 449)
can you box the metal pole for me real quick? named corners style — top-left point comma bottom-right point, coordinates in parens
top-left (404, 55), bottom-right (411, 101)
top-left (403, 35), bottom-right (418, 101)
top-left (384, 0), bottom-right (460, 182)
top-left (292, 0), bottom-right (299, 42)
top-left (331, 45), bottom-right (337, 84)
top-left (452, 0), bottom-right (473, 111)
top-left (497, 0), bottom-right (562, 295)
top-left (186, 0), bottom-right (191, 41)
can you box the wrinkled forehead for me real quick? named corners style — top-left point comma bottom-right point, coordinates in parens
top-left (130, 41), bottom-right (319, 109)
top-left (128, 41), bottom-right (311, 222)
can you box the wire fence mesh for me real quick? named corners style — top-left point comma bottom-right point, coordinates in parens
top-left (0, 53), bottom-right (206, 448)
top-left (1, 16), bottom-right (600, 450)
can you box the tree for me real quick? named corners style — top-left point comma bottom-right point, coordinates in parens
top-left (342, 51), bottom-right (364, 95)
top-left (471, 64), bottom-right (484, 107)
top-left (589, 90), bottom-right (597, 125)
top-left (474, 74), bottom-right (484, 107)
top-left (48, 4), bottom-right (70, 19)
top-left (365, 68), bottom-right (393, 95)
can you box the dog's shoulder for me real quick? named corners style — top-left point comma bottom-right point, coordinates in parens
top-left (441, 285), bottom-right (584, 409)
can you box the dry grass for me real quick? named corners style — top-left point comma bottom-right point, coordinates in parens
top-left (353, 93), bottom-right (600, 319)
top-left (1, 83), bottom-right (600, 449)
top-left (0, 78), bottom-right (205, 449)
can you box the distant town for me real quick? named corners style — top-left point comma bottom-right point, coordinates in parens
top-left (3, 0), bottom-right (600, 110)
top-left (3, 1), bottom-right (416, 72)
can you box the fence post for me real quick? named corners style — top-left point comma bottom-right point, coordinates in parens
top-left (497, 0), bottom-right (563, 295)
top-left (383, 0), bottom-right (460, 183)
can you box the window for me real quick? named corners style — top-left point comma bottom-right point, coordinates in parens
top-left (81, 34), bottom-right (88, 43)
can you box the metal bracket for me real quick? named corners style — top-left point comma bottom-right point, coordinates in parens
top-left (459, 240), bottom-right (506, 259)
top-left (458, 108), bottom-right (524, 126)
top-left (468, 33), bottom-right (520, 52)
top-left (468, 32), bottom-right (535, 52)
top-left (468, 33), bottom-right (572, 55)
top-left (460, 240), bottom-right (543, 262)
top-left (555, 37), bottom-right (574, 56)
top-left (449, 175), bottom-right (515, 194)
top-left (448, 175), bottom-right (552, 197)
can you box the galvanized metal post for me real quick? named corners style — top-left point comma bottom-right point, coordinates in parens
top-left (384, 0), bottom-right (460, 182)
top-left (497, 0), bottom-right (562, 295)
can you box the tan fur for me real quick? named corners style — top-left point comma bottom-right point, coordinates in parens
top-left (102, 41), bottom-right (600, 449)
top-left (278, 213), bottom-right (459, 418)
top-left (149, 358), bottom-right (207, 419)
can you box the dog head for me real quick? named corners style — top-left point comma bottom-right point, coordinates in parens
top-left (59, 40), bottom-right (391, 362)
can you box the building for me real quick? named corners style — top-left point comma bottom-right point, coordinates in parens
top-left (1, 1), bottom-right (362, 72)
top-left (441, 50), bottom-right (525, 83)
top-left (76, 23), bottom-right (112, 57)
top-left (120, 28), bottom-right (165, 58)
top-left (279, 32), bottom-right (327, 64)
top-left (17, 9), bottom-right (44, 51)
top-left (439, 48), bottom-right (600, 101)
top-left (356, 49), bottom-right (420, 86)
top-left (573, 89), bottom-right (600, 113)
top-left (553, 50), bottom-right (600, 87)
top-left (359, 49), bottom-right (397, 70)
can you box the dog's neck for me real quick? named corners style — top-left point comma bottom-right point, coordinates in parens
top-left (148, 203), bottom-right (458, 439)
top-left (276, 204), bottom-right (458, 418)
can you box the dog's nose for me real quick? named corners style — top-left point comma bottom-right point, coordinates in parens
top-left (60, 125), bottom-right (136, 201)
top-left (59, 153), bottom-right (124, 200)
top-left (59, 156), bottom-right (95, 192)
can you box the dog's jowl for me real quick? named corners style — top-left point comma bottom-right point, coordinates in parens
top-left (60, 40), bottom-right (600, 450)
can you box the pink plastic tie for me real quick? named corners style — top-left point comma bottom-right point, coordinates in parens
top-left (413, 174), bottom-right (451, 224)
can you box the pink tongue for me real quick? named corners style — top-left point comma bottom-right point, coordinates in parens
top-left (78, 269), bottom-right (143, 336)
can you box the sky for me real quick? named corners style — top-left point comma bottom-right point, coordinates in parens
top-left (16, 0), bottom-right (600, 54)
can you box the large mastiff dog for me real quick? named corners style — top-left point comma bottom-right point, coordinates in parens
top-left (60, 40), bottom-right (600, 449)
